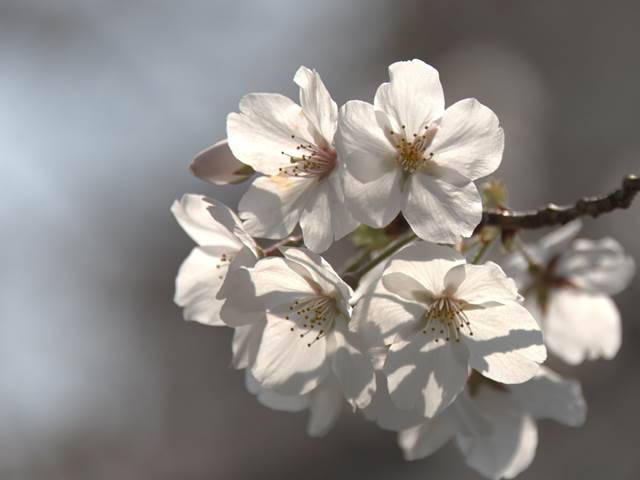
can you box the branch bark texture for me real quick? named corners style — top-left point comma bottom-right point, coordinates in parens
top-left (479, 174), bottom-right (639, 230)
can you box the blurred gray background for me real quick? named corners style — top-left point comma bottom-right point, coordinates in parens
top-left (2, 1), bottom-right (639, 478)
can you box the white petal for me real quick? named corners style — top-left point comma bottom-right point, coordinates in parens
top-left (337, 100), bottom-right (405, 227)
top-left (327, 320), bottom-right (376, 409)
top-left (220, 302), bottom-right (266, 327)
top-left (452, 262), bottom-right (520, 305)
top-left (342, 165), bottom-right (404, 228)
top-left (299, 180), bottom-right (334, 253)
top-left (216, 246), bottom-right (259, 300)
top-left (538, 220), bottom-right (582, 252)
top-left (232, 322), bottom-right (265, 369)
top-left (542, 289), bottom-right (621, 364)
top-left (326, 169), bottom-right (359, 240)
top-left (252, 307), bottom-right (330, 395)
top-left (385, 241), bottom-right (465, 294)
top-left (208, 200), bottom-right (258, 253)
top-left (463, 302), bottom-right (546, 384)
top-left (239, 174), bottom-right (312, 239)
top-left (374, 59), bottom-right (445, 135)
top-left (190, 139), bottom-right (252, 185)
top-left (351, 259), bottom-right (388, 306)
top-left (384, 332), bottom-right (470, 417)
top-left (560, 237), bottom-right (635, 295)
top-left (174, 247), bottom-right (226, 326)
top-left (245, 257), bottom-right (315, 308)
top-left (351, 278), bottom-right (426, 348)
top-left (216, 258), bottom-right (270, 327)
top-left (404, 173), bottom-right (483, 243)
top-left (499, 417), bottom-right (537, 480)
top-left (306, 377), bottom-right (344, 437)
top-left (382, 272), bottom-right (433, 303)
top-left (429, 98), bottom-right (504, 181)
top-left (363, 372), bottom-right (424, 432)
top-left (294, 66), bottom-right (338, 144)
top-left (280, 247), bottom-right (351, 306)
top-left (450, 392), bottom-right (493, 438)
top-left (336, 100), bottom-right (398, 183)
top-left (504, 222), bottom-right (584, 279)
top-left (510, 366), bottom-right (587, 426)
top-left (227, 93), bottom-right (317, 175)
top-left (517, 221), bottom-right (584, 266)
top-left (245, 371), bottom-right (310, 412)
top-left (171, 194), bottom-right (242, 249)
top-left (398, 413), bottom-right (456, 460)
top-left (458, 387), bottom-right (538, 480)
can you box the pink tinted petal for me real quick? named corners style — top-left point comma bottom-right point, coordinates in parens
top-left (190, 139), bottom-right (254, 185)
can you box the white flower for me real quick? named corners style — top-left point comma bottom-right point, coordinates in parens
top-left (227, 66), bottom-right (358, 252)
top-left (399, 367), bottom-right (586, 480)
top-left (352, 241), bottom-right (545, 418)
top-left (222, 247), bottom-right (376, 408)
top-left (171, 194), bottom-right (260, 326)
top-left (245, 371), bottom-right (343, 437)
top-left (363, 371), bottom-right (426, 432)
top-left (336, 59), bottom-right (504, 243)
top-left (504, 221), bottom-right (635, 365)
top-left (189, 139), bottom-right (253, 185)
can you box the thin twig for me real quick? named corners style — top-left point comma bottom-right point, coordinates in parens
top-left (343, 231), bottom-right (417, 288)
top-left (471, 239), bottom-right (493, 265)
top-left (262, 235), bottom-right (303, 256)
top-left (341, 246), bottom-right (374, 275)
top-left (479, 174), bottom-right (639, 230)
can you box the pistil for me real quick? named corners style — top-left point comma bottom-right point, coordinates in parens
top-left (422, 295), bottom-right (473, 343)
top-left (390, 125), bottom-right (437, 174)
top-left (279, 135), bottom-right (337, 179)
top-left (286, 295), bottom-right (338, 347)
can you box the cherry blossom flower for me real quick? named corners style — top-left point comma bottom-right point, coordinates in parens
top-left (245, 371), bottom-right (343, 437)
top-left (336, 59), bottom-right (504, 243)
top-left (171, 194), bottom-right (260, 326)
top-left (352, 241), bottom-right (545, 418)
top-left (504, 221), bottom-right (635, 365)
top-left (221, 247), bottom-right (376, 407)
top-left (189, 139), bottom-right (254, 185)
top-left (399, 368), bottom-right (586, 479)
top-left (227, 66), bottom-right (358, 252)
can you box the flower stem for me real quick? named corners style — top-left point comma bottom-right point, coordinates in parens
top-left (471, 239), bottom-right (493, 265)
top-left (262, 234), bottom-right (303, 256)
top-left (343, 231), bottom-right (417, 287)
top-left (514, 237), bottom-right (539, 268)
top-left (342, 247), bottom-right (374, 274)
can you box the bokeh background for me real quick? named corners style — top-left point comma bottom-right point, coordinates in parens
top-left (2, 1), bottom-right (639, 478)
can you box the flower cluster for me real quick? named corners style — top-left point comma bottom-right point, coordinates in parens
top-left (173, 60), bottom-right (635, 478)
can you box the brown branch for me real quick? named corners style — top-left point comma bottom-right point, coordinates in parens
top-left (479, 174), bottom-right (640, 230)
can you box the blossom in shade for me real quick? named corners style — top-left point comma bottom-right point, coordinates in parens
top-left (189, 139), bottom-right (254, 185)
top-left (336, 59), bottom-right (504, 244)
top-left (504, 220), bottom-right (635, 365)
top-left (245, 371), bottom-right (343, 437)
top-left (171, 194), bottom-right (260, 326)
top-left (352, 241), bottom-right (545, 418)
top-left (399, 368), bottom-right (586, 480)
top-left (222, 247), bottom-right (375, 408)
top-left (227, 66), bottom-right (358, 252)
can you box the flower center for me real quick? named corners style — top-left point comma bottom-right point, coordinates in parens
top-left (285, 295), bottom-right (339, 347)
top-left (279, 135), bottom-right (337, 179)
top-left (422, 295), bottom-right (473, 343)
top-left (390, 125), bottom-right (437, 174)
top-left (525, 254), bottom-right (576, 313)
